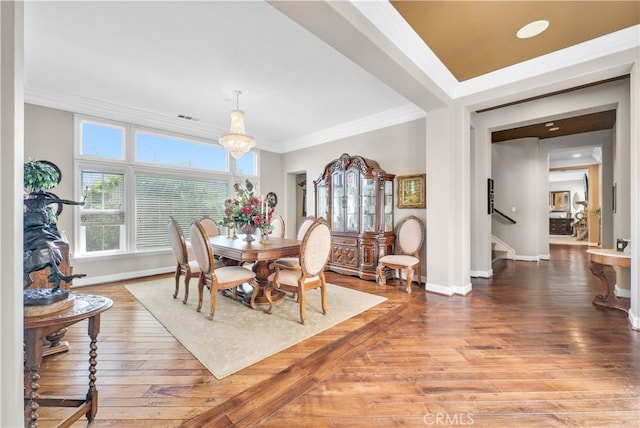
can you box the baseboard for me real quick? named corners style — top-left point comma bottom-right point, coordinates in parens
top-left (470, 269), bottom-right (492, 278)
top-left (425, 281), bottom-right (472, 296)
top-left (628, 308), bottom-right (640, 331)
top-left (514, 255), bottom-right (540, 262)
top-left (615, 285), bottom-right (631, 299)
top-left (71, 266), bottom-right (174, 287)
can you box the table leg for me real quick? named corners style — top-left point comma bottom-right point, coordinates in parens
top-left (589, 261), bottom-right (630, 312)
top-left (589, 261), bottom-right (610, 303)
top-left (24, 329), bottom-right (42, 428)
top-left (251, 260), bottom-right (285, 307)
top-left (86, 314), bottom-right (101, 422)
top-left (25, 365), bottom-right (40, 428)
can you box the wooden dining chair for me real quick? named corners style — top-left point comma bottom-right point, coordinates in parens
top-left (199, 215), bottom-right (219, 237)
top-left (272, 216), bottom-right (316, 269)
top-left (269, 214), bottom-right (285, 238)
top-left (267, 218), bottom-right (332, 324)
top-left (376, 215), bottom-right (424, 293)
top-left (167, 216), bottom-right (201, 304)
top-left (190, 219), bottom-right (258, 320)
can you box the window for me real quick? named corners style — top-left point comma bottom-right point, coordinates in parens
top-left (135, 174), bottom-right (227, 250)
top-left (236, 151), bottom-right (257, 175)
top-left (75, 115), bottom-right (258, 257)
top-left (80, 121), bottom-right (124, 159)
top-left (80, 171), bottom-right (125, 253)
top-left (135, 131), bottom-right (227, 171)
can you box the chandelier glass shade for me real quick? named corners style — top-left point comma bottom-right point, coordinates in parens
top-left (219, 92), bottom-right (255, 159)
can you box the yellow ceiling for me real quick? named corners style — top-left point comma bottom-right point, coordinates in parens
top-left (391, 1), bottom-right (640, 81)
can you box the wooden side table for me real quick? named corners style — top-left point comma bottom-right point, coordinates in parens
top-left (24, 294), bottom-right (113, 428)
top-left (586, 248), bottom-right (631, 312)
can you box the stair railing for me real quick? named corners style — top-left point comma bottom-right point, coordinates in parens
top-left (492, 208), bottom-right (517, 224)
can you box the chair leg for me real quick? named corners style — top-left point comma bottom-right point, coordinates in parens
top-left (196, 274), bottom-right (204, 312)
top-left (376, 263), bottom-right (386, 286)
top-left (182, 271), bottom-right (190, 304)
top-left (208, 286), bottom-right (217, 321)
top-left (405, 268), bottom-right (414, 294)
top-left (320, 276), bottom-right (327, 315)
top-left (173, 265), bottom-right (180, 298)
top-left (249, 280), bottom-right (259, 310)
top-left (298, 288), bottom-right (306, 325)
top-left (416, 264), bottom-right (422, 288)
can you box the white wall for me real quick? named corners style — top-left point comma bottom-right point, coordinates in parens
top-left (1, 2), bottom-right (25, 425)
top-left (492, 137), bottom-right (541, 259)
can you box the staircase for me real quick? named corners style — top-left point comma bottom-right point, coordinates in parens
top-left (491, 236), bottom-right (515, 274)
top-left (492, 242), bottom-right (507, 272)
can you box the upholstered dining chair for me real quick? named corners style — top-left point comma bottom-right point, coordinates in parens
top-left (199, 215), bottom-right (219, 237)
top-left (376, 215), bottom-right (424, 293)
top-left (269, 214), bottom-right (285, 238)
top-left (167, 216), bottom-right (201, 304)
top-left (190, 219), bottom-right (258, 320)
top-left (272, 216), bottom-right (316, 269)
top-left (267, 218), bottom-right (332, 324)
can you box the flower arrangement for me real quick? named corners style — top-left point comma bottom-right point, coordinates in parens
top-left (221, 179), bottom-right (274, 234)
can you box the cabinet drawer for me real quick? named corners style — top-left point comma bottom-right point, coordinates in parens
top-left (333, 236), bottom-right (358, 246)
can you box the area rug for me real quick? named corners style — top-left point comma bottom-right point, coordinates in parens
top-left (126, 277), bottom-right (386, 379)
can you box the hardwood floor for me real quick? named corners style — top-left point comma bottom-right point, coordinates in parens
top-left (33, 245), bottom-right (639, 427)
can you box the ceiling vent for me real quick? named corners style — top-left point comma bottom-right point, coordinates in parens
top-left (177, 114), bottom-right (198, 121)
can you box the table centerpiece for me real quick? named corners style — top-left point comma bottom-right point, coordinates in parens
top-left (221, 179), bottom-right (273, 242)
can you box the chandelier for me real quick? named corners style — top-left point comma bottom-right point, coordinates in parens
top-left (219, 90), bottom-right (255, 159)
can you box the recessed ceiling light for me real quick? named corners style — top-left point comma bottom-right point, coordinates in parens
top-left (517, 20), bottom-right (550, 39)
top-left (572, 153), bottom-right (582, 158)
top-left (545, 122), bottom-right (554, 127)
top-left (549, 127), bottom-right (560, 131)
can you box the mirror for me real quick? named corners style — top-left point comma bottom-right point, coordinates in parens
top-left (550, 190), bottom-right (571, 212)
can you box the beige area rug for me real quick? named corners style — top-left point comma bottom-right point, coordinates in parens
top-left (126, 277), bottom-right (386, 379)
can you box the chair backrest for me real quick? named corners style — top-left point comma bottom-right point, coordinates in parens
top-left (396, 215), bottom-right (425, 257)
top-left (190, 219), bottom-right (214, 275)
top-left (168, 216), bottom-right (188, 265)
top-left (297, 216), bottom-right (315, 241)
top-left (270, 214), bottom-right (285, 238)
top-left (200, 216), bottom-right (219, 237)
top-left (299, 218), bottom-right (332, 277)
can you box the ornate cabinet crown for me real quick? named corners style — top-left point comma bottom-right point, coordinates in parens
top-left (314, 153), bottom-right (394, 280)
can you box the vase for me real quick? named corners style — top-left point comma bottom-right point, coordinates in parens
top-left (240, 223), bottom-right (256, 242)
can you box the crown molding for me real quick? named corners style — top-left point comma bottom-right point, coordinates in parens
top-left (25, 86), bottom-right (422, 154)
top-left (455, 25), bottom-right (640, 99)
top-left (279, 103), bottom-right (425, 153)
top-left (24, 86), bottom-right (280, 153)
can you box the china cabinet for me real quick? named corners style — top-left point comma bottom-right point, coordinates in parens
top-left (314, 153), bottom-right (395, 280)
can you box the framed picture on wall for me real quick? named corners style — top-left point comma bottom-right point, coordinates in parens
top-left (397, 174), bottom-right (426, 209)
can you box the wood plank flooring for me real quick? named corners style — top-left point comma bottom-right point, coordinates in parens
top-left (32, 244), bottom-right (639, 427)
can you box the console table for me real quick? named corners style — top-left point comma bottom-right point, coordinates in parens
top-left (24, 294), bottom-right (112, 428)
top-left (586, 248), bottom-right (631, 312)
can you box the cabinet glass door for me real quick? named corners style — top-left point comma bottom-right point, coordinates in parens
top-left (384, 180), bottom-right (393, 232)
top-left (331, 172), bottom-right (344, 231)
top-left (316, 183), bottom-right (328, 221)
top-left (360, 177), bottom-right (375, 232)
top-left (345, 170), bottom-right (359, 232)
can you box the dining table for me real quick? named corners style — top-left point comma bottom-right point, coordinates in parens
top-left (208, 235), bottom-right (301, 306)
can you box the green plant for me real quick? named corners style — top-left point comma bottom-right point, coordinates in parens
top-left (24, 159), bottom-right (61, 193)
